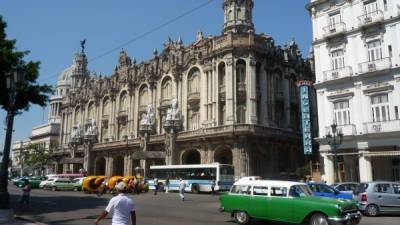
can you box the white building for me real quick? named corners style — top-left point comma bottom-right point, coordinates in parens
top-left (308, 0), bottom-right (400, 184)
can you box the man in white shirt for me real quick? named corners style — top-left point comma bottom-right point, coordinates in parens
top-left (95, 182), bottom-right (136, 225)
top-left (179, 178), bottom-right (186, 201)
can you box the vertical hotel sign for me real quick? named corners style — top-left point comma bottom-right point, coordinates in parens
top-left (297, 80), bottom-right (313, 155)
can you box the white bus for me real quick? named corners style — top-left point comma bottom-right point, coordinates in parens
top-left (148, 163), bottom-right (235, 193)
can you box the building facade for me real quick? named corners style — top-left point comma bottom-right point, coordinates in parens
top-left (41, 0), bottom-right (313, 179)
top-left (308, 0), bottom-right (400, 184)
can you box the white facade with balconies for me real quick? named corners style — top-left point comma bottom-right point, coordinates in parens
top-left (308, 0), bottom-right (400, 184)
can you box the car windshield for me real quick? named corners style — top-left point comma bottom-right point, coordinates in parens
top-left (289, 185), bottom-right (313, 197)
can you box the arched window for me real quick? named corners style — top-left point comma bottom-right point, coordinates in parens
top-left (103, 98), bottom-right (110, 116)
top-left (228, 10), bottom-right (233, 21)
top-left (74, 107), bottom-right (81, 125)
top-left (188, 68), bottom-right (200, 94)
top-left (88, 102), bottom-right (96, 119)
top-left (119, 91), bottom-right (128, 112)
top-left (219, 62), bottom-right (226, 86)
top-left (161, 77), bottom-right (172, 100)
top-left (236, 59), bottom-right (246, 84)
top-left (237, 105), bottom-right (246, 124)
top-left (139, 86), bottom-right (149, 106)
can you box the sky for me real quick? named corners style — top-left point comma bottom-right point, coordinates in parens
top-left (0, 0), bottom-right (312, 153)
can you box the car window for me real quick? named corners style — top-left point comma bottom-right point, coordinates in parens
top-left (319, 184), bottom-right (335, 194)
top-left (392, 184), bottom-right (400, 194)
top-left (309, 184), bottom-right (318, 192)
top-left (231, 185), bottom-right (251, 195)
top-left (355, 183), bottom-right (368, 194)
top-left (374, 184), bottom-right (392, 193)
top-left (289, 185), bottom-right (312, 197)
top-left (336, 185), bottom-right (345, 191)
top-left (270, 187), bottom-right (287, 197)
top-left (253, 186), bottom-right (268, 196)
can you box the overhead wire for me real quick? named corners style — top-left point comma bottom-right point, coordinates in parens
top-left (39, 0), bottom-right (215, 83)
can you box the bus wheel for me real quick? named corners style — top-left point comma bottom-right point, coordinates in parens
top-left (191, 184), bottom-right (200, 194)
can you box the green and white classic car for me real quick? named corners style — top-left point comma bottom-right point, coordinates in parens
top-left (219, 180), bottom-right (361, 225)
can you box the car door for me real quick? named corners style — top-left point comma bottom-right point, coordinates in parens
top-left (251, 186), bottom-right (269, 219)
top-left (391, 183), bottom-right (400, 210)
top-left (373, 183), bottom-right (394, 211)
top-left (266, 186), bottom-right (292, 222)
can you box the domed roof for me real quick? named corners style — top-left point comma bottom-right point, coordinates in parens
top-left (57, 64), bottom-right (75, 86)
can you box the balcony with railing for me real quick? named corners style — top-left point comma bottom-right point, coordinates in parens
top-left (358, 10), bottom-right (384, 28)
top-left (358, 57), bottom-right (391, 75)
top-left (325, 124), bottom-right (357, 136)
top-left (363, 120), bottom-right (400, 134)
top-left (323, 66), bottom-right (353, 82)
top-left (323, 22), bottom-right (346, 39)
top-left (187, 92), bottom-right (200, 106)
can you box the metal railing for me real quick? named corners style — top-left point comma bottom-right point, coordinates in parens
top-left (363, 120), bottom-right (400, 134)
top-left (358, 57), bottom-right (391, 74)
top-left (323, 22), bottom-right (346, 38)
top-left (358, 10), bottom-right (384, 27)
top-left (325, 124), bottom-right (357, 136)
top-left (323, 66), bottom-right (353, 81)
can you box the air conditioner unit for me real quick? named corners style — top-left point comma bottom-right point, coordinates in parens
top-left (368, 63), bottom-right (376, 71)
top-left (364, 17), bottom-right (372, 23)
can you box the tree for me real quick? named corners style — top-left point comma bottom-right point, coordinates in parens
top-left (0, 15), bottom-right (53, 211)
top-left (24, 144), bottom-right (55, 176)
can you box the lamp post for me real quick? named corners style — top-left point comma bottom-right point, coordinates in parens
top-left (0, 70), bottom-right (24, 220)
top-left (326, 121), bottom-right (343, 184)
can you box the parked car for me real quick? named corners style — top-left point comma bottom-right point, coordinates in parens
top-left (44, 178), bottom-right (75, 191)
top-left (333, 182), bottom-right (359, 194)
top-left (15, 176), bottom-right (45, 189)
top-left (308, 182), bottom-right (353, 200)
top-left (219, 180), bottom-right (361, 225)
top-left (355, 181), bottom-right (400, 216)
top-left (72, 177), bottom-right (84, 191)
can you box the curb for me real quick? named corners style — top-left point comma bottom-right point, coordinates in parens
top-left (15, 216), bottom-right (48, 225)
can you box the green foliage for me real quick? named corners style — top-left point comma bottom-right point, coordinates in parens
top-left (296, 164), bottom-right (311, 181)
top-left (0, 15), bottom-right (53, 112)
top-left (24, 144), bottom-right (55, 170)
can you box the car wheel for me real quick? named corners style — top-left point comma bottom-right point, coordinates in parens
top-left (158, 182), bottom-right (164, 191)
top-left (234, 211), bottom-right (249, 225)
top-left (309, 213), bottom-right (329, 225)
top-left (52, 187), bottom-right (57, 192)
top-left (365, 204), bottom-right (379, 217)
top-left (191, 184), bottom-right (200, 194)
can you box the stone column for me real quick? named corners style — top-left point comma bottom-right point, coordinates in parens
top-left (359, 152), bottom-right (373, 182)
top-left (261, 63), bottom-right (268, 126)
top-left (247, 58), bottom-right (258, 124)
top-left (321, 152), bottom-right (334, 184)
top-left (200, 70), bottom-right (208, 125)
top-left (225, 57), bottom-right (235, 124)
top-left (283, 77), bottom-right (290, 128)
top-left (105, 156), bottom-right (113, 177)
top-left (83, 144), bottom-right (94, 175)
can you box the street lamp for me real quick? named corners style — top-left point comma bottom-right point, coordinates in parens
top-left (0, 70), bottom-right (24, 220)
top-left (326, 121), bottom-right (343, 184)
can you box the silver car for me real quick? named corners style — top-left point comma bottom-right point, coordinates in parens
top-left (356, 181), bottom-right (400, 216)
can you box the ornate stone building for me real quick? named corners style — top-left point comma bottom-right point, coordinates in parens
top-left (53, 0), bottom-right (314, 179)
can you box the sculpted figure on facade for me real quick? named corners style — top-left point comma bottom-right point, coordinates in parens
top-left (166, 98), bottom-right (180, 121)
top-left (85, 119), bottom-right (98, 136)
top-left (140, 104), bottom-right (155, 126)
top-left (71, 124), bottom-right (82, 139)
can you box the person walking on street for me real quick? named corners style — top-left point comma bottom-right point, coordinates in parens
top-left (133, 177), bottom-right (138, 194)
top-left (153, 177), bottom-right (159, 195)
top-left (20, 179), bottom-right (31, 206)
top-left (165, 177), bottom-right (170, 193)
top-left (179, 178), bottom-right (186, 201)
top-left (95, 182), bottom-right (136, 225)
top-left (211, 180), bottom-right (216, 195)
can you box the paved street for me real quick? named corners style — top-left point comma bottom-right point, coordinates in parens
top-left (7, 184), bottom-right (400, 225)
